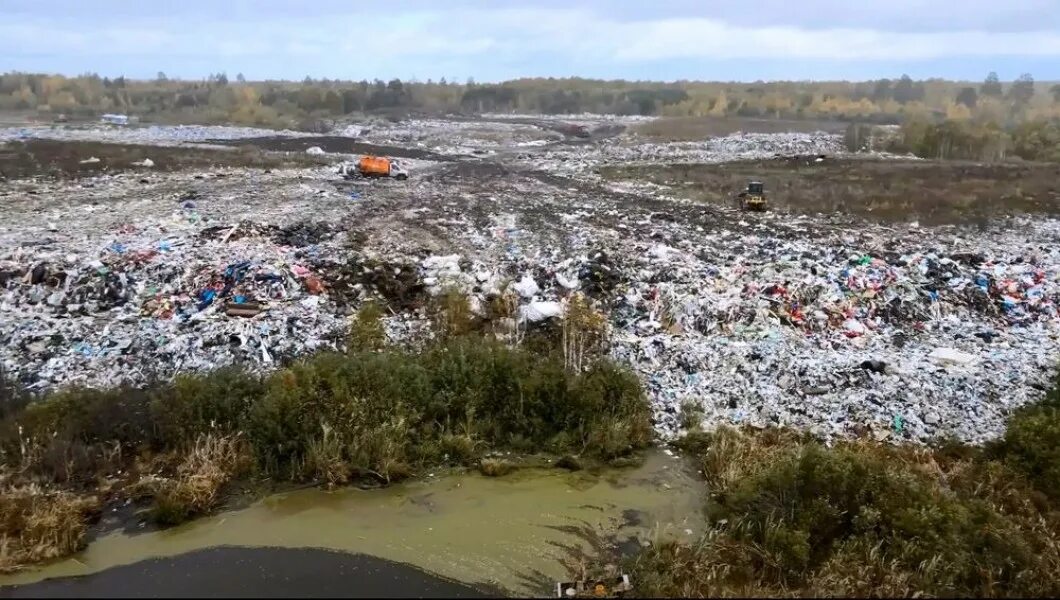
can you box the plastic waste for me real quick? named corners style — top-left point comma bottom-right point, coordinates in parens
top-left (513, 274), bottom-right (540, 299)
top-left (519, 301), bottom-right (563, 323)
top-left (928, 347), bottom-right (977, 366)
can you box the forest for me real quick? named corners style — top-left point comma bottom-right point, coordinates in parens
top-left (3, 71), bottom-right (1060, 161)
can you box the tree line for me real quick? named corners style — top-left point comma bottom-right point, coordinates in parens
top-left (4, 70), bottom-right (1060, 162)
top-left (2, 71), bottom-right (1058, 130)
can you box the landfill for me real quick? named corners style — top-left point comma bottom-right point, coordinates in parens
top-left (1, 115), bottom-right (1057, 445)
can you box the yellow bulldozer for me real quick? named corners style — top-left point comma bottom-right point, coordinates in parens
top-left (736, 181), bottom-right (767, 212)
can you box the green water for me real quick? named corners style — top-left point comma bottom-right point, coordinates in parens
top-left (0, 451), bottom-right (705, 595)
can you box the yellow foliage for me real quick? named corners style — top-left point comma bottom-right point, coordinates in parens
top-left (709, 92), bottom-right (727, 116)
top-left (48, 91), bottom-right (77, 111)
top-left (945, 101), bottom-right (972, 120)
top-left (974, 97), bottom-right (1007, 123)
top-left (234, 85), bottom-right (260, 106)
top-left (40, 76), bottom-right (65, 98)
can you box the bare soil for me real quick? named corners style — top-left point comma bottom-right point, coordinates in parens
top-left (602, 157), bottom-right (1060, 225)
top-left (207, 136), bottom-right (456, 161)
top-left (0, 139), bottom-right (328, 180)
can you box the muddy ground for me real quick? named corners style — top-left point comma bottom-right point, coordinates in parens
top-left (602, 157), bottom-right (1060, 225)
top-left (0, 139), bottom-right (329, 180)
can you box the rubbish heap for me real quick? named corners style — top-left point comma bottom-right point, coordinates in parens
top-left (2, 122), bottom-right (1058, 447)
top-left (603, 223), bottom-right (1060, 444)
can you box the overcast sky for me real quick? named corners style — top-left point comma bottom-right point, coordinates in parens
top-left (3, 0), bottom-right (1060, 81)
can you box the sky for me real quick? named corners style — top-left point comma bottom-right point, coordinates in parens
top-left (3, 0), bottom-right (1060, 82)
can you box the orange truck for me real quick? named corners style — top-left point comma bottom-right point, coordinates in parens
top-left (340, 155), bottom-right (408, 180)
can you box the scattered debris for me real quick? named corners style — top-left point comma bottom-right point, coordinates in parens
top-left (1, 117), bottom-right (1057, 448)
top-left (557, 575), bottom-right (632, 598)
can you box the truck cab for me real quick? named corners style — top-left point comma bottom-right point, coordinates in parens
top-left (738, 180), bottom-right (768, 211)
top-left (339, 156), bottom-right (409, 180)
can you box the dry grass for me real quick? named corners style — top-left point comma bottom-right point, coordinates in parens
top-left (0, 483), bottom-right (97, 572)
top-left (682, 427), bottom-right (804, 492)
top-left (145, 433), bottom-right (252, 525)
top-left (562, 293), bottom-right (608, 372)
top-left (478, 458), bottom-right (516, 477)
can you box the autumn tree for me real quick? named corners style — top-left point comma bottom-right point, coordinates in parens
top-left (981, 72), bottom-right (1003, 98)
top-left (892, 75), bottom-right (924, 104)
top-left (956, 87), bottom-right (978, 108)
top-left (872, 79), bottom-right (892, 102)
top-left (1008, 73), bottom-right (1034, 106)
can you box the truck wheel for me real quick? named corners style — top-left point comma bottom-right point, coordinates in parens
top-left (395, 173), bottom-right (408, 181)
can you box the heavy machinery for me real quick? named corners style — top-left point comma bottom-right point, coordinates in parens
top-left (736, 180), bottom-right (767, 211)
top-left (339, 155), bottom-right (408, 180)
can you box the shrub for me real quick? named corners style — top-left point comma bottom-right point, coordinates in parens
top-left (347, 300), bottom-right (386, 352)
top-left (150, 368), bottom-right (263, 447)
top-left (627, 427), bottom-right (1060, 598)
top-left (987, 377), bottom-right (1060, 500)
top-left (431, 288), bottom-right (477, 339)
top-left (0, 333), bottom-right (652, 568)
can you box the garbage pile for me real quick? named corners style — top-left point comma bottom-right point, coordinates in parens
top-left (0, 124), bottom-right (310, 146)
top-left (519, 132), bottom-right (845, 178)
top-left (602, 224), bottom-right (1060, 444)
top-left (1, 123), bottom-right (1057, 446)
top-left (394, 218), bottom-right (1060, 444)
top-left (0, 212), bottom-right (352, 388)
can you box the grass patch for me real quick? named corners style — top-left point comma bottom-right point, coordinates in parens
top-left (628, 403), bottom-right (1060, 597)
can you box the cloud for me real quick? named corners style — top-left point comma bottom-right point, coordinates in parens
top-left (2, 2), bottom-right (1059, 79)
top-left (605, 19), bottom-right (1060, 61)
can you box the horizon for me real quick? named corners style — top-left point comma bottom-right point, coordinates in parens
top-left (3, 0), bottom-right (1060, 82)
top-left (8, 73), bottom-right (1060, 86)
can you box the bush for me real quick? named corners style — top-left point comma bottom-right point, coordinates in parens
top-left (628, 426), bottom-right (1060, 598)
top-left (0, 333), bottom-right (651, 569)
top-left (246, 339), bottom-right (650, 478)
top-left (151, 368), bottom-right (264, 447)
top-left (347, 300), bottom-right (387, 352)
top-left (4, 338), bottom-right (651, 484)
top-left (988, 376), bottom-right (1060, 500)
top-left (889, 118), bottom-right (1011, 161)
